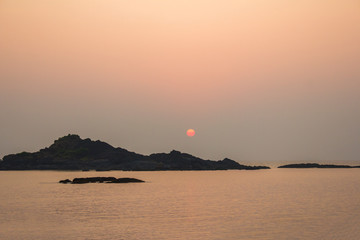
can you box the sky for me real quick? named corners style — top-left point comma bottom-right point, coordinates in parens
top-left (1, 0), bottom-right (359, 165)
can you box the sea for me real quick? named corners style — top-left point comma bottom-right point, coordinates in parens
top-left (0, 169), bottom-right (359, 240)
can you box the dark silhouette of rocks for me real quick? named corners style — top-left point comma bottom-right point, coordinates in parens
top-left (59, 177), bottom-right (144, 184)
top-left (149, 151), bottom-right (270, 170)
top-left (108, 178), bottom-right (145, 183)
top-left (0, 134), bottom-right (270, 171)
top-left (59, 179), bottom-right (72, 184)
top-left (278, 163), bottom-right (360, 168)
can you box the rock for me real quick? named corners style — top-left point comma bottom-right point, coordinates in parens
top-left (59, 179), bottom-right (71, 184)
top-left (278, 163), bottom-right (359, 168)
top-left (107, 177), bottom-right (145, 183)
top-left (59, 177), bottom-right (144, 184)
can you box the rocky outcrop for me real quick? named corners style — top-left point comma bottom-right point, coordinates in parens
top-left (0, 134), bottom-right (270, 171)
top-left (59, 177), bottom-right (144, 184)
top-left (59, 179), bottom-right (72, 184)
top-left (278, 163), bottom-right (360, 168)
top-left (149, 151), bottom-right (270, 170)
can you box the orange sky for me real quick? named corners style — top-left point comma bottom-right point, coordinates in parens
top-left (1, 0), bottom-right (359, 163)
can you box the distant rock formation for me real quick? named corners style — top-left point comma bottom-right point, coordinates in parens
top-left (59, 177), bottom-right (144, 184)
top-left (0, 134), bottom-right (270, 171)
top-left (278, 163), bottom-right (360, 168)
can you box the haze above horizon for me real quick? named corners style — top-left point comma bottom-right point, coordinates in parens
top-left (1, 0), bottom-right (359, 164)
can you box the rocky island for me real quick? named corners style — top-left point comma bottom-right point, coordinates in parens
top-left (278, 163), bottom-right (360, 168)
top-left (0, 134), bottom-right (270, 171)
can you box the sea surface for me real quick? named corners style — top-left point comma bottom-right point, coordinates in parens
top-left (0, 169), bottom-right (359, 240)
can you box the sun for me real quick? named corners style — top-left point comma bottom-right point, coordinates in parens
top-left (186, 129), bottom-right (195, 137)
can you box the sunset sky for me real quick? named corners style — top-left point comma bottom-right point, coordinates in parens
top-left (1, 0), bottom-right (359, 164)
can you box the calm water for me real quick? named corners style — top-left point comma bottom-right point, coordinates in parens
top-left (0, 169), bottom-right (359, 240)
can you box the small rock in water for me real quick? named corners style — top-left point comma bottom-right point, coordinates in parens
top-left (59, 179), bottom-right (71, 184)
top-left (59, 177), bottom-right (144, 184)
